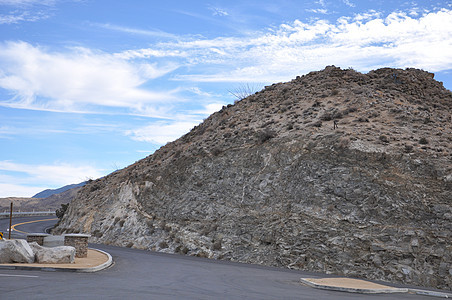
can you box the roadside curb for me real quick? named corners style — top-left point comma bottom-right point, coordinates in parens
top-left (408, 289), bottom-right (452, 298)
top-left (76, 248), bottom-right (113, 273)
top-left (300, 278), bottom-right (407, 294)
top-left (0, 248), bottom-right (113, 273)
top-left (300, 278), bottom-right (452, 298)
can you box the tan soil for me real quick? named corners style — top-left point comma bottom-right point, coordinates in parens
top-left (0, 249), bottom-right (109, 269)
top-left (303, 277), bottom-right (397, 290)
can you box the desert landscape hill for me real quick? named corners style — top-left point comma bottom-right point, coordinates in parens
top-left (0, 183), bottom-right (84, 213)
top-left (54, 66), bottom-right (451, 290)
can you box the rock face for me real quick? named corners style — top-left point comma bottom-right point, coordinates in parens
top-left (29, 242), bottom-right (75, 264)
top-left (54, 67), bottom-right (452, 290)
top-left (0, 239), bottom-right (34, 263)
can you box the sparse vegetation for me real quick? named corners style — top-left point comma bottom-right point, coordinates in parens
top-left (419, 137), bottom-right (429, 145)
top-left (256, 129), bottom-right (276, 143)
top-left (228, 83), bottom-right (262, 101)
top-left (379, 135), bottom-right (390, 143)
top-left (56, 203), bottom-right (69, 219)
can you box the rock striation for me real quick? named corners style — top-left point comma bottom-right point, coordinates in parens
top-left (53, 67), bottom-right (452, 290)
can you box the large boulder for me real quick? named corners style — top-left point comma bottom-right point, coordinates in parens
top-left (0, 239), bottom-right (34, 263)
top-left (29, 242), bottom-right (75, 264)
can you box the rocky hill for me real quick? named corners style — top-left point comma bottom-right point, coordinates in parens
top-left (53, 66), bottom-right (451, 290)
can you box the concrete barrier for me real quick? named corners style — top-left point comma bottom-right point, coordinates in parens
top-left (43, 235), bottom-right (65, 247)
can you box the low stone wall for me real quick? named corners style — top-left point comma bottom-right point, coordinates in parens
top-left (64, 234), bottom-right (90, 258)
top-left (26, 234), bottom-right (49, 246)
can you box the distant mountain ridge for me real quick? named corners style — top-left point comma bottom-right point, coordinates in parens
top-left (1, 182), bottom-right (85, 212)
top-left (32, 182), bottom-right (86, 198)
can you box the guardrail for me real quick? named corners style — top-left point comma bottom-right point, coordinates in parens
top-left (0, 211), bottom-right (56, 219)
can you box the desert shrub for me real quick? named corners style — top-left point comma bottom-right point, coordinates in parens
top-left (344, 106), bottom-right (357, 114)
top-left (356, 117), bottom-right (369, 122)
top-left (159, 241), bottom-right (168, 249)
top-left (311, 121), bottom-right (323, 127)
top-left (211, 148), bottom-right (222, 156)
top-left (211, 240), bottom-right (222, 251)
top-left (419, 137), bottom-right (429, 145)
top-left (119, 220), bottom-right (125, 227)
top-left (404, 144), bottom-right (414, 152)
top-left (379, 135), bottom-right (390, 143)
top-left (320, 113), bottom-right (332, 121)
top-left (56, 203), bottom-right (69, 219)
top-left (92, 230), bottom-right (103, 238)
top-left (197, 251), bottom-right (208, 258)
top-left (228, 83), bottom-right (262, 101)
top-left (257, 129), bottom-right (276, 143)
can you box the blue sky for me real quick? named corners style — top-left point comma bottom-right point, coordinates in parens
top-left (1, 0), bottom-right (452, 197)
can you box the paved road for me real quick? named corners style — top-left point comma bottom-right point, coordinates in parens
top-left (0, 217), bottom-right (437, 299)
top-left (0, 215), bottom-right (57, 239)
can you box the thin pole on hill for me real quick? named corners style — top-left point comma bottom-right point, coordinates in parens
top-left (8, 202), bottom-right (12, 239)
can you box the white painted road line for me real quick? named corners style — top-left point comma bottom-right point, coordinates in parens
top-left (0, 274), bottom-right (39, 278)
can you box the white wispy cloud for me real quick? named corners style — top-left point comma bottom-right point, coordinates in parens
top-left (93, 23), bottom-right (179, 39)
top-left (0, 10), bottom-right (50, 24)
top-left (0, 0), bottom-right (59, 24)
top-left (165, 8), bottom-right (452, 82)
top-left (209, 6), bottom-right (229, 17)
top-left (0, 41), bottom-right (180, 115)
top-left (316, 0), bottom-right (326, 7)
top-left (0, 160), bottom-right (103, 197)
top-left (125, 121), bottom-right (200, 145)
top-left (343, 0), bottom-right (355, 8)
top-left (0, 0), bottom-right (56, 6)
top-left (307, 8), bottom-right (329, 14)
top-left (0, 183), bottom-right (45, 198)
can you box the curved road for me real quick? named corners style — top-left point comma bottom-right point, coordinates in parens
top-left (0, 216), bottom-right (436, 299)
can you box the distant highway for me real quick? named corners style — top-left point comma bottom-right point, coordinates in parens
top-left (0, 217), bottom-right (436, 299)
top-left (0, 215), bottom-right (57, 239)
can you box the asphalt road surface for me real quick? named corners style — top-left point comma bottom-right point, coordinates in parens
top-left (0, 216), bottom-right (438, 299)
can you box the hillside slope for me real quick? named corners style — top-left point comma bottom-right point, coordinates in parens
top-left (54, 66), bottom-right (451, 290)
top-left (0, 185), bottom-right (83, 212)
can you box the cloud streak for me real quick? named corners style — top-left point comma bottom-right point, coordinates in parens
top-left (0, 41), bottom-right (180, 115)
top-left (125, 121), bottom-right (200, 145)
top-left (0, 160), bottom-right (103, 197)
top-left (94, 23), bottom-right (179, 39)
top-left (166, 8), bottom-right (452, 82)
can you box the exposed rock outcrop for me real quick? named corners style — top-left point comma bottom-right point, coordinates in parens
top-left (0, 239), bottom-right (34, 263)
top-left (54, 67), bottom-right (452, 290)
top-left (29, 242), bottom-right (75, 264)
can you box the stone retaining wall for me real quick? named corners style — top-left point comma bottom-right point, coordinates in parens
top-left (26, 234), bottom-right (49, 246)
top-left (64, 234), bottom-right (90, 258)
